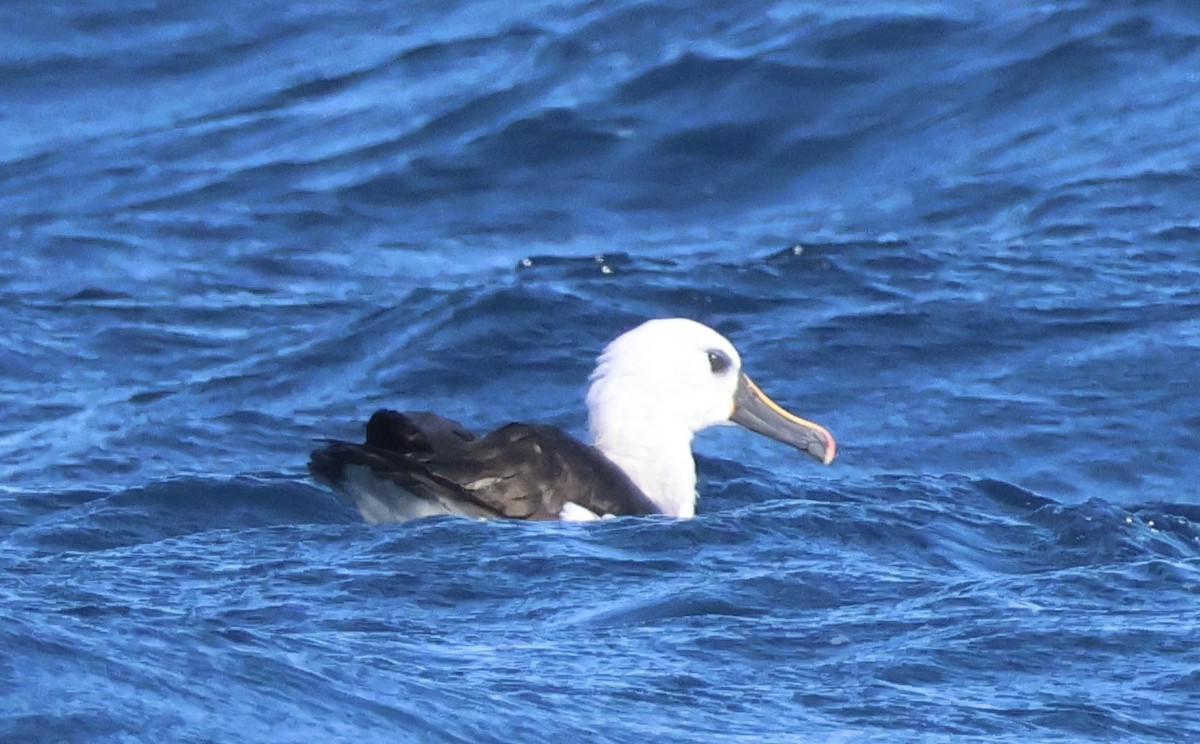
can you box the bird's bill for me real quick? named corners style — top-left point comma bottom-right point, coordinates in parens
top-left (730, 373), bottom-right (837, 465)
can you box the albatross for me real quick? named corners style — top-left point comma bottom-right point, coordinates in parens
top-left (308, 318), bottom-right (836, 522)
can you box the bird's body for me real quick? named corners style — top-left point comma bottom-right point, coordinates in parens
top-left (309, 318), bottom-right (836, 522)
top-left (309, 410), bottom-right (659, 523)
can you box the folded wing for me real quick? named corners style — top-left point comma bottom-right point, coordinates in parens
top-left (309, 410), bottom-right (661, 522)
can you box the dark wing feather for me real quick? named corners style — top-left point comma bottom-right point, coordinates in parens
top-left (309, 410), bottom-right (661, 521)
top-left (433, 423), bottom-right (661, 519)
top-left (364, 410), bottom-right (476, 454)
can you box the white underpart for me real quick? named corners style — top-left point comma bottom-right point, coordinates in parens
top-left (560, 502), bottom-right (602, 521)
top-left (342, 465), bottom-right (454, 524)
top-left (586, 318), bottom-right (743, 519)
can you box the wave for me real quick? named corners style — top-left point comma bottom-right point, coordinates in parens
top-left (1, 476), bottom-right (357, 554)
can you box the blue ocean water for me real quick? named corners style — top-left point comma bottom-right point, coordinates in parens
top-left (2, 0), bottom-right (1199, 740)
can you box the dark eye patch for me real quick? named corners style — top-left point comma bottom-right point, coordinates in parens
top-left (707, 349), bottom-right (732, 374)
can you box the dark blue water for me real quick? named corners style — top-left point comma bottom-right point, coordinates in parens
top-left (3, 0), bottom-right (1199, 740)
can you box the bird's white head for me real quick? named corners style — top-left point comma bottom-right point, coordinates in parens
top-left (586, 318), bottom-right (835, 518)
top-left (589, 318), bottom-right (744, 436)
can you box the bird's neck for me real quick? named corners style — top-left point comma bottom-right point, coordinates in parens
top-left (590, 419), bottom-right (698, 518)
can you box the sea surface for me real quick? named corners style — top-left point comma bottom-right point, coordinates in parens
top-left (2, 0), bottom-right (1199, 741)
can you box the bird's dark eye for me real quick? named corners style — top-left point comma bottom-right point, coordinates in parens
top-left (707, 350), bottom-right (732, 374)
